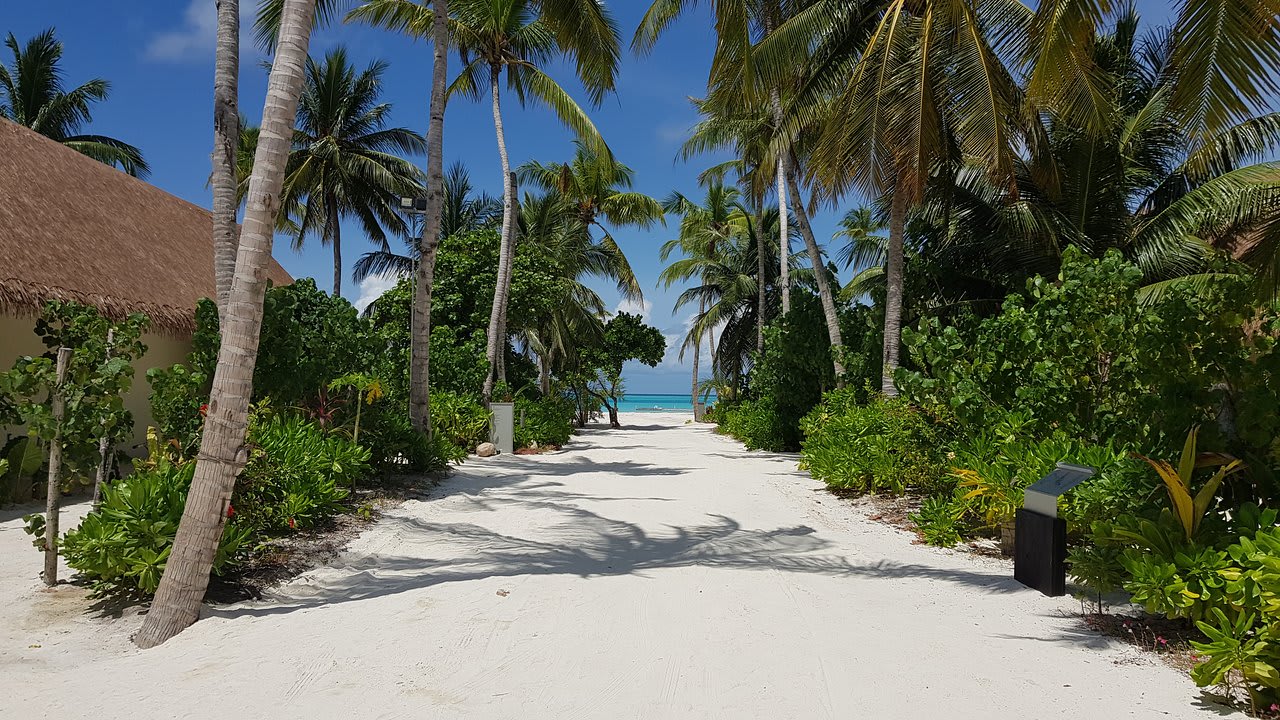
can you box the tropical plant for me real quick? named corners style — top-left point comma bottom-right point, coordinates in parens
top-left (1135, 427), bottom-right (1245, 542)
top-left (61, 460), bottom-right (252, 596)
top-left (275, 47), bottom-right (426, 298)
top-left (0, 28), bottom-right (148, 175)
top-left (328, 372), bottom-right (385, 445)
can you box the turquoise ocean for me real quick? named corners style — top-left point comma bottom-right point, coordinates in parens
top-left (614, 393), bottom-right (715, 412)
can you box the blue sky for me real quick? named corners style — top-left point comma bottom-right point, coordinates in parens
top-left (5, 1), bottom-right (1176, 393)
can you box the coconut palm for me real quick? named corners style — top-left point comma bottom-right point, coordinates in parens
top-left (137, 0), bottom-right (318, 649)
top-left (762, 0), bottom-right (1027, 396)
top-left (0, 29), bottom-right (147, 176)
top-left (659, 182), bottom-right (743, 407)
top-left (212, 0), bottom-right (241, 318)
top-left (518, 141), bottom-right (663, 302)
top-left (280, 47), bottom-right (426, 298)
top-left (438, 0), bottom-right (618, 400)
top-left (352, 162), bottom-right (501, 282)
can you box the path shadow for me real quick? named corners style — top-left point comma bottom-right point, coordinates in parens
top-left (209, 495), bottom-right (1023, 621)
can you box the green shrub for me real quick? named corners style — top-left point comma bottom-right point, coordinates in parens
top-left (431, 392), bottom-right (490, 453)
top-left (514, 394), bottom-right (574, 449)
top-left (233, 414), bottom-right (365, 533)
top-left (720, 398), bottom-right (792, 452)
top-left (1190, 524), bottom-right (1280, 708)
top-left (61, 461), bottom-right (251, 594)
top-left (800, 390), bottom-right (954, 495)
top-left (910, 495), bottom-right (966, 547)
top-left (146, 363), bottom-right (208, 453)
top-left (361, 406), bottom-right (455, 470)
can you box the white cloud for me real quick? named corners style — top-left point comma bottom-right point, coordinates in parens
top-left (145, 1), bottom-right (220, 61)
top-left (613, 298), bottom-right (653, 322)
top-left (353, 273), bottom-right (399, 314)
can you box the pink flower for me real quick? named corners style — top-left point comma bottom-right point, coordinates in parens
top-left (1156, 636), bottom-right (1167, 646)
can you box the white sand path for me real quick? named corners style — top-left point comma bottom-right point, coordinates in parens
top-left (0, 413), bottom-right (1236, 719)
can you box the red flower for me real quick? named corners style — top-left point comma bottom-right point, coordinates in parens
top-left (199, 403), bottom-right (210, 417)
top-left (226, 504), bottom-right (235, 519)
top-left (287, 518), bottom-right (297, 530)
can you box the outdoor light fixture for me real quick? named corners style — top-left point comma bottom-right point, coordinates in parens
top-left (1014, 463), bottom-right (1095, 596)
top-left (400, 196), bottom-right (428, 212)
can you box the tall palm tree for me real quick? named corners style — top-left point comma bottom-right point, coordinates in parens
top-left (281, 47), bottom-right (426, 298)
top-left (765, 0), bottom-right (1027, 396)
top-left (212, 0), bottom-right (241, 318)
top-left (660, 183), bottom-right (741, 407)
top-left (137, 0), bottom-right (318, 649)
top-left (352, 162), bottom-right (501, 281)
top-left (436, 0), bottom-right (619, 401)
top-left (0, 29), bottom-right (148, 176)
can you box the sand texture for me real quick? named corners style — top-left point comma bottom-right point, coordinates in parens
top-left (0, 413), bottom-right (1235, 718)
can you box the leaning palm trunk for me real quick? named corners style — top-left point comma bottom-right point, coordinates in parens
top-left (881, 187), bottom-right (907, 397)
top-left (135, 0), bottom-right (316, 649)
top-left (493, 171), bottom-right (518, 386)
top-left (483, 65), bottom-right (516, 401)
top-left (787, 159), bottom-right (845, 384)
top-left (211, 0), bottom-right (240, 317)
top-left (409, 0), bottom-right (449, 434)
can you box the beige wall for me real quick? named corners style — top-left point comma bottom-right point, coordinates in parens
top-left (0, 312), bottom-right (192, 452)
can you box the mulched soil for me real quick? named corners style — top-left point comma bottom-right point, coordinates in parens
top-left (206, 473), bottom-right (442, 602)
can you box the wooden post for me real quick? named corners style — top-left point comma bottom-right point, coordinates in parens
top-left (92, 329), bottom-right (115, 508)
top-left (43, 347), bottom-right (72, 587)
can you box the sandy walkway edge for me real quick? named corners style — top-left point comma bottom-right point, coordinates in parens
top-left (0, 412), bottom-right (1238, 719)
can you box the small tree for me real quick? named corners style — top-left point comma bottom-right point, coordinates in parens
top-left (571, 313), bottom-right (665, 428)
top-left (3, 301), bottom-right (147, 582)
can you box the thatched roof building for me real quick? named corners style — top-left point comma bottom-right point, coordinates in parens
top-left (0, 119), bottom-right (291, 336)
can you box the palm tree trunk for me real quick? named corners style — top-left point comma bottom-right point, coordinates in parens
top-left (135, 0), bottom-right (316, 649)
top-left (786, 156), bottom-right (845, 384)
top-left (409, 0), bottom-right (449, 434)
top-left (881, 186), bottom-right (907, 397)
top-left (691, 295), bottom-right (704, 409)
top-left (211, 0), bottom-right (240, 319)
top-left (329, 192), bottom-right (342, 297)
top-left (494, 171), bottom-right (517, 386)
top-left (483, 64), bottom-right (515, 402)
top-left (772, 90), bottom-right (790, 316)
top-left (538, 349), bottom-right (552, 395)
top-left (755, 208), bottom-right (766, 355)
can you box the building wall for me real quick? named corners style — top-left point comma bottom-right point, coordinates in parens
top-left (0, 313), bottom-right (193, 452)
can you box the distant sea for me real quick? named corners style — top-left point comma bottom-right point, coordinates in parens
top-left (614, 393), bottom-right (715, 413)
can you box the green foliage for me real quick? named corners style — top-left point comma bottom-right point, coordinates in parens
top-left (569, 312), bottom-right (666, 425)
top-left (910, 495), bottom-right (966, 548)
top-left (898, 248), bottom-right (1280, 457)
top-left (514, 393), bottom-right (575, 449)
top-left (1191, 526), bottom-right (1280, 707)
top-left (720, 294), bottom-right (847, 451)
top-left (2, 300), bottom-right (147, 490)
top-left (430, 392), bottom-right (490, 454)
top-left (61, 461), bottom-right (250, 595)
top-left (256, 279), bottom-right (372, 404)
top-left (234, 413), bottom-right (365, 532)
top-left (800, 390), bottom-right (954, 495)
top-left (146, 363), bottom-right (207, 455)
top-left (0, 434), bottom-right (44, 503)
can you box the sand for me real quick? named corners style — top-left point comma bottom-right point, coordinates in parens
top-left (0, 413), bottom-right (1236, 718)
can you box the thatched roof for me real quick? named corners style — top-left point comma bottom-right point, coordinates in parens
top-left (0, 119), bottom-right (292, 337)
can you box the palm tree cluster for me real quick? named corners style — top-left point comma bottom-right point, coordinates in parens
top-left (649, 0), bottom-right (1280, 398)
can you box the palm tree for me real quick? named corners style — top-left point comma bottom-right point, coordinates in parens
top-left (352, 162), bottom-right (501, 281)
top-left (0, 29), bottom-right (148, 176)
top-left (436, 0), bottom-right (619, 401)
top-left (136, 0), bottom-right (318, 649)
top-left (834, 206), bottom-right (888, 274)
top-left (660, 183), bottom-right (741, 408)
top-left (212, 0), bottom-right (240, 318)
top-left (280, 48), bottom-right (426, 298)
top-left (518, 141), bottom-right (663, 302)
top-left (763, 0), bottom-right (1026, 396)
